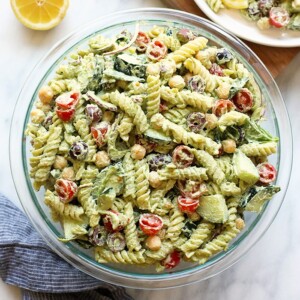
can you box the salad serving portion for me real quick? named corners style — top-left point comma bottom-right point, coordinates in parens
top-left (206, 0), bottom-right (300, 31)
top-left (25, 23), bottom-right (280, 272)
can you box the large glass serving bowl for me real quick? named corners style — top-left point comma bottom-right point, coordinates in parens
top-left (9, 8), bottom-right (292, 289)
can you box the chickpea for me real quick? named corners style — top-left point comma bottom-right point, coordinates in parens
top-left (235, 217), bottom-right (245, 230)
top-left (30, 109), bottom-right (45, 124)
top-left (168, 75), bottom-right (185, 90)
top-left (160, 59), bottom-right (176, 74)
top-left (216, 82), bottom-right (230, 100)
top-left (146, 63), bottom-right (160, 76)
top-left (131, 144), bottom-right (146, 160)
top-left (222, 139), bottom-right (236, 154)
top-left (38, 85), bottom-right (54, 104)
top-left (102, 111), bottom-right (115, 123)
top-left (53, 156), bottom-right (68, 170)
top-left (145, 235), bottom-right (162, 251)
top-left (183, 72), bottom-right (193, 85)
top-left (61, 167), bottom-right (75, 181)
top-left (205, 113), bottom-right (218, 130)
top-left (95, 151), bottom-right (111, 169)
top-left (149, 171), bottom-right (162, 189)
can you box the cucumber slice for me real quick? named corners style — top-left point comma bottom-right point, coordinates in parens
top-left (245, 185), bottom-right (280, 213)
top-left (197, 194), bottom-right (229, 223)
top-left (233, 150), bottom-right (259, 184)
top-left (144, 128), bottom-right (172, 144)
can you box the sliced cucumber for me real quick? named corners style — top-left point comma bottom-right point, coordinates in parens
top-left (86, 91), bottom-right (118, 111)
top-left (144, 128), bottom-right (172, 144)
top-left (197, 194), bottom-right (229, 223)
top-left (114, 53), bottom-right (146, 78)
top-left (245, 185), bottom-right (280, 213)
top-left (233, 150), bottom-right (259, 184)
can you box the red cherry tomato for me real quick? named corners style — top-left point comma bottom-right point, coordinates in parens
top-left (177, 196), bottom-right (199, 213)
top-left (56, 107), bottom-right (76, 122)
top-left (177, 180), bottom-right (207, 199)
top-left (55, 179), bottom-right (77, 203)
top-left (139, 214), bottom-right (163, 236)
top-left (172, 145), bottom-right (194, 169)
top-left (135, 31), bottom-right (150, 52)
top-left (103, 210), bottom-right (125, 233)
top-left (212, 100), bottom-right (235, 117)
top-left (269, 7), bottom-right (290, 28)
top-left (162, 251), bottom-right (181, 269)
top-left (91, 122), bottom-right (110, 147)
top-left (56, 91), bottom-right (80, 109)
top-left (146, 40), bottom-right (167, 61)
top-left (257, 163), bottom-right (277, 184)
top-left (231, 88), bottom-right (253, 113)
top-left (209, 63), bottom-right (224, 76)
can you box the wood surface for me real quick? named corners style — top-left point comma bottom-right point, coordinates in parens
top-left (162, 0), bottom-right (300, 78)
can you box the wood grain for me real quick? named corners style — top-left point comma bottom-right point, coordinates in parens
top-left (162, 0), bottom-right (300, 77)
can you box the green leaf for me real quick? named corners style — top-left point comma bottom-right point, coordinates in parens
top-left (245, 185), bottom-right (281, 213)
top-left (229, 77), bottom-right (249, 99)
top-left (244, 120), bottom-right (279, 143)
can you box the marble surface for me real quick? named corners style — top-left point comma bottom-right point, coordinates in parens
top-left (0, 1), bottom-right (299, 299)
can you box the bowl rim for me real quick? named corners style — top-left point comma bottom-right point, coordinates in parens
top-left (9, 7), bottom-right (293, 289)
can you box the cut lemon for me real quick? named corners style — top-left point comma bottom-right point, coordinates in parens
top-left (222, 0), bottom-right (249, 10)
top-left (10, 0), bottom-right (69, 30)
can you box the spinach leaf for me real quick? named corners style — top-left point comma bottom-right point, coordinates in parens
top-left (244, 120), bottom-right (279, 143)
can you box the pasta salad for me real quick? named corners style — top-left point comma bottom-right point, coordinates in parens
top-left (26, 24), bottom-right (280, 271)
top-left (206, 0), bottom-right (300, 30)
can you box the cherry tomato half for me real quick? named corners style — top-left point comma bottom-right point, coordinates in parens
top-left (162, 251), bottom-right (181, 269)
top-left (56, 107), bottom-right (75, 122)
top-left (103, 210), bottom-right (125, 233)
top-left (146, 40), bottom-right (167, 61)
top-left (55, 91), bottom-right (80, 109)
top-left (139, 213), bottom-right (163, 236)
top-left (177, 180), bottom-right (207, 199)
top-left (91, 121), bottom-right (110, 147)
top-left (269, 7), bottom-right (290, 28)
top-left (257, 162), bottom-right (277, 184)
top-left (135, 31), bottom-right (150, 52)
top-left (54, 179), bottom-right (77, 203)
top-left (177, 196), bottom-right (199, 213)
top-left (212, 100), bottom-right (235, 117)
top-left (172, 145), bottom-right (194, 169)
top-left (231, 88), bottom-right (253, 113)
top-left (209, 63), bottom-right (224, 76)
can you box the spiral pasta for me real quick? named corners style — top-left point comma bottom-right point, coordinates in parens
top-left (239, 142), bottom-right (277, 156)
top-left (134, 159), bottom-right (151, 210)
top-left (124, 202), bottom-right (142, 252)
top-left (108, 91), bottom-right (149, 134)
top-left (192, 149), bottom-right (225, 185)
top-left (146, 75), bottom-right (161, 118)
top-left (165, 204), bottom-right (185, 242)
top-left (151, 113), bottom-right (221, 155)
top-left (44, 190), bottom-right (84, 221)
top-left (170, 37), bottom-right (208, 63)
top-left (180, 221), bottom-right (215, 257)
top-left (77, 167), bottom-right (99, 227)
top-left (96, 248), bottom-right (151, 264)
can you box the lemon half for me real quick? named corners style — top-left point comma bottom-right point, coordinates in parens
top-left (10, 0), bottom-right (69, 30)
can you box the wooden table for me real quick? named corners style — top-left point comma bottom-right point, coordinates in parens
top-left (162, 0), bottom-right (300, 78)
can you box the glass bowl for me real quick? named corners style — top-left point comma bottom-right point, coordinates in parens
top-left (10, 8), bottom-right (292, 289)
